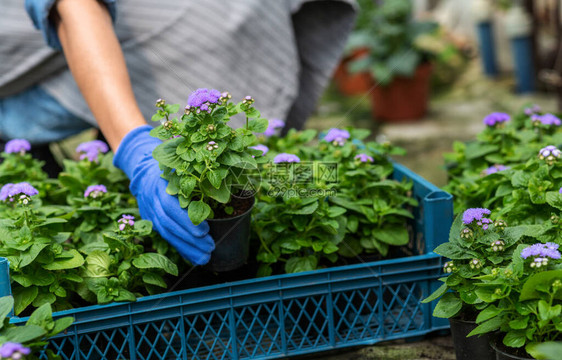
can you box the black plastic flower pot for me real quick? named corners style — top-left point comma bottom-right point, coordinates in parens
top-left (449, 317), bottom-right (496, 360)
top-left (205, 200), bottom-right (254, 272)
top-left (490, 337), bottom-right (534, 360)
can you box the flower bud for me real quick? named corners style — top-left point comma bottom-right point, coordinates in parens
top-left (207, 124), bottom-right (216, 133)
top-left (551, 214), bottom-right (559, 225)
top-left (443, 261), bottom-right (456, 273)
top-left (491, 240), bottom-right (505, 252)
top-left (156, 98), bottom-right (166, 107)
top-left (552, 279), bottom-right (562, 289)
top-left (460, 228), bottom-right (473, 240)
top-left (469, 258), bottom-right (483, 270)
top-left (494, 219), bottom-right (507, 230)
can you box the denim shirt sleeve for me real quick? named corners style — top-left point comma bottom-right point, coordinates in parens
top-left (24, 0), bottom-right (117, 50)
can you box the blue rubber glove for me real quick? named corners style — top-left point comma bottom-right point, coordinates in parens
top-left (114, 125), bottom-right (215, 265)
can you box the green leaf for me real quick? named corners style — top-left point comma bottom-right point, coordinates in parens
top-left (19, 243), bottom-right (49, 268)
top-left (467, 316), bottom-right (503, 337)
top-left (82, 250), bottom-right (112, 277)
top-left (187, 200), bottom-right (211, 226)
top-left (287, 202), bottom-right (319, 215)
top-left (520, 270), bottom-right (562, 301)
top-left (152, 138), bottom-right (184, 169)
top-left (142, 273), bottom-right (167, 288)
top-left (433, 242), bottom-right (475, 259)
top-left (508, 316), bottom-right (529, 330)
top-left (372, 226), bottom-right (409, 245)
top-left (538, 300), bottom-right (561, 321)
top-left (476, 305), bottom-right (503, 323)
top-left (43, 249), bottom-right (84, 270)
top-left (207, 170), bottom-right (223, 189)
top-left (285, 256), bottom-right (318, 274)
top-left (32, 292), bottom-right (56, 308)
top-left (465, 143), bottom-right (499, 160)
top-left (202, 180), bottom-right (230, 204)
top-left (0, 297), bottom-right (14, 329)
top-left (133, 253), bottom-right (178, 276)
top-left (421, 282), bottom-right (447, 303)
top-left (327, 206), bottom-right (347, 218)
top-left (432, 293), bottom-right (462, 318)
top-left (528, 342), bottom-right (562, 360)
top-left (13, 286), bottom-right (38, 315)
top-left (180, 176), bottom-right (197, 199)
top-left (503, 331), bottom-right (526, 348)
top-left (51, 316), bottom-right (74, 336)
top-left (2, 324), bottom-right (46, 343)
top-left (388, 50), bottom-right (421, 77)
top-left (27, 303), bottom-right (52, 329)
top-left (546, 191), bottom-right (562, 211)
top-left (248, 118), bottom-right (269, 133)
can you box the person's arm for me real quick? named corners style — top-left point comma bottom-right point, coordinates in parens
top-left (54, 0), bottom-right (144, 151)
top-left (46, 0), bottom-right (215, 265)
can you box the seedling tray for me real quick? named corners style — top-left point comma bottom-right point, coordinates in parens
top-left (4, 163), bottom-right (452, 360)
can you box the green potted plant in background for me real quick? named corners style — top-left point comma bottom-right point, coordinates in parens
top-left (348, 0), bottom-right (438, 121)
top-left (150, 89), bottom-right (268, 272)
top-left (332, 0), bottom-right (376, 96)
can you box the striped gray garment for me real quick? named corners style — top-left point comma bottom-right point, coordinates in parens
top-left (0, 0), bottom-right (356, 131)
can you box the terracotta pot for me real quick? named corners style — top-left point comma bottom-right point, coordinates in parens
top-left (333, 48), bottom-right (373, 96)
top-left (370, 63), bottom-right (432, 122)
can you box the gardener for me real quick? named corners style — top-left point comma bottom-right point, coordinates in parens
top-left (0, 0), bottom-right (355, 265)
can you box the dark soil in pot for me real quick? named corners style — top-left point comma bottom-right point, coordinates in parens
top-left (490, 337), bottom-right (534, 360)
top-left (205, 192), bottom-right (255, 272)
top-left (449, 316), bottom-right (496, 360)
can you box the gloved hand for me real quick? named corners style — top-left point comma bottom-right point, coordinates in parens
top-left (114, 125), bottom-right (215, 265)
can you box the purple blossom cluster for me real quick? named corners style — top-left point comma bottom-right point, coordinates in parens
top-left (532, 113), bottom-right (561, 126)
top-left (524, 104), bottom-right (541, 116)
top-left (4, 139), bottom-right (31, 154)
top-left (483, 112), bottom-right (510, 127)
top-left (187, 88), bottom-right (221, 108)
top-left (520, 242), bottom-right (561, 260)
top-left (262, 118), bottom-right (285, 137)
top-left (118, 214), bottom-right (135, 231)
top-left (355, 153), bottom-right (374, 163)
top-left (250, 144), bottom-right (269, 156)
top-left (273, 153), bottom-right (300, 164)
top-left (539, 145), bottom-right (561, 162)
top-left (0, 182), bottom-right (39, 202)
top-left (84, 184), bottom-right (107, 198)
top-left (323, 128), bottom-right (350, 146)
top-left (0, 342), bottom-right (31, 359)
top-left (462, 208), bottom-right (491, 226)
top-left (483, 164), bottom-right (509, 175)
top-left (76, 140), bottom-right (109, 162)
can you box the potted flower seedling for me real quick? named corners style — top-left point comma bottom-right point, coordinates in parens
top-left (423, 208), bottom-right (526, 360)
top-left (150, 89), bottom-right (268, 271)
top-left (468, 240), bottom-right (562, 359)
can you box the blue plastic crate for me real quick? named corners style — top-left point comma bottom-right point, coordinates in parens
top-left (3, 163), bottom-right (452, 360)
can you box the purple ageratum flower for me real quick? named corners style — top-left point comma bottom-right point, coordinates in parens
top-left (539, 145), bottom-right (561, 159)
top-left (4, 139), bottom-right (31, 154)
top-left (273, 153), bottom-right (300, 163)
top-left (323, 128), bottom-right (350, 146)
top-left (250, 144), bottom-right (269, 156)
top-left (484, 164), bottom-right (509, 175)
top-left (0, 182), bottom-right (39, 202)
top-left (355, 153), bottom-right (374, 163)
top-left (524, 104), bottom-right (541, 116)
top-left (262, 118), bottom-right (285, 137)
top-left (187, 88), bottom-right (221, 107)
top-left (532, 113), bottom-right (561, 126)
top-left (118, 214), bottom-right (135, 231)
top-left (76, 140), bottom-right (109, 162)
top-left (483, 112), bottom-right (510, 127)
top-left (84, 184), bottom-right (107, 198)
top-left (520, 243), bottom-right (562, 260)
top-left (462, 208), bottom-right (491, 225)
top-left (0, 342), bottom-right (31, 358)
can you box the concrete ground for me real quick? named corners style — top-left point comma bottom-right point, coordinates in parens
top-left (304, 59), bottom-right (557, 359)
